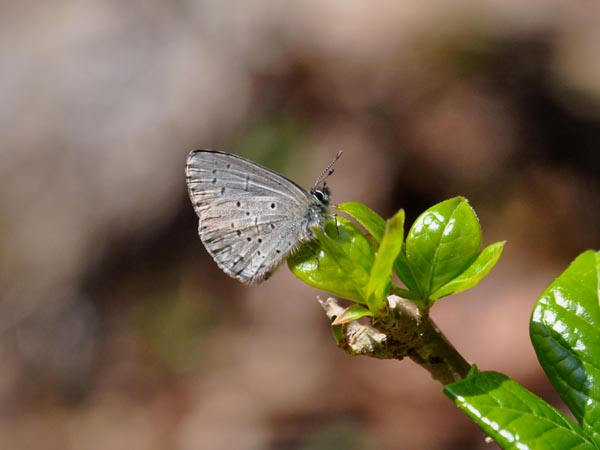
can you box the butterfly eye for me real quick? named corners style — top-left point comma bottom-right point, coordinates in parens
top-left (312, 185), bottom-right (330, 204)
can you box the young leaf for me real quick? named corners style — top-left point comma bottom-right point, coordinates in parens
top-left (429, 241), bottom-right (505, 300)
top-left (445, 371), bottom-right (596, 450)
top-left (332, 304), bottom-right (374, 325)
top-left (393, 251), bottom-right (422, 298)
top-left (365, 210), bottom-right (405, 314)
top-left (530, 250), bottom-right (600, 447)
top-left (338, 202), bottom-right (422, 299)
top-left (403, 197), bottom-right (482, 299)
top-left (288, 217), bottom-right (374, 304)
top-left (331, 323), bottom-right (344, 343)
top-left (336, 201), bottom-right (386, 242)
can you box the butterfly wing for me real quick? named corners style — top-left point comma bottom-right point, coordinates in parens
top-left (186, 150), bottom-right (322, 284)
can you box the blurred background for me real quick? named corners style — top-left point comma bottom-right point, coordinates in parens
top-left (2, 1), bottom-right (600, 449)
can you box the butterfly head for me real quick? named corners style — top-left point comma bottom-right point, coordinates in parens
top-left (311, 183), bottom-right (330, 206)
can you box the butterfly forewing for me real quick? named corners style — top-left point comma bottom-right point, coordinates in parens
top-left (186, 150), bottom-right (325, 283)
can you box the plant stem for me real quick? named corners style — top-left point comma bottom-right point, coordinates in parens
top-left (408, 317), bottom-right (471, 384)
top-left (320, 295), bottom-right (471, 385)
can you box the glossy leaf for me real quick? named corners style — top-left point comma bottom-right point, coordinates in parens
top-left (530, 250), bottom-right (600, 446)
top-left (430, 241), bottom-right (506, 300)
top-left (338, 201), bottom-right (421, 297)
top-left (403, 197), bottom-right (482, 299)
top-left (445, 371), bottom-right (596, 450)
top-left (336, 201), bottom-right (386, 242)
top-left (366, 210), bottom-right (405, 313)
top-left (393, 251), bottom-right (422, 298)
top-left (332, 304), bottom-right (374, 325)
top-left (288, 217), bottom-right (373, 303)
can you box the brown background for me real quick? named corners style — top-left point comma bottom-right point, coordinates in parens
top-left (2, 1), bottom-right (600, 449)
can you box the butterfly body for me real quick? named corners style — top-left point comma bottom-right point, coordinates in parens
top-left (186, 150), bottom-right (332, 284)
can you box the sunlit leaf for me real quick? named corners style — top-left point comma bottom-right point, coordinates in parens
top-left (366, 210), bottom-right (405, 313)
top-left (445, 371), bottom-right (595, 450)
top-left (531, 250), bottom-right (600, 446)
top-left (336, 201), bottom-right (386, 242)
top-left (333, 304), bottom-right (374, 325)
top-left (403, 197), bottom-right (482, 299)
top-left (288, 217), bottom-right (373, 303)
top-left (430, 241), bottom-right (505, 300)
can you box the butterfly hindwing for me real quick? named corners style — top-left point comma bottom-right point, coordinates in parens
top-left (197, 200), bottom-right (303, 283)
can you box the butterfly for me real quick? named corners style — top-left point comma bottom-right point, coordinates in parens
top-left (185, 150), bottom-right (341, 284)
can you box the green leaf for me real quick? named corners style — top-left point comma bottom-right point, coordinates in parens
top-left (403, 197), bottom-right (482, 299)
top-left (430, 241), bottom-right (505, 300)
top-left (393, 252), bottom-right (422, 298)
top-left (336, 201), bottom-right (386, 242)
top-left (337, 202), bottom-right (421, 299)
top-left (445, 371), bottom-right (596, 450)
top-left (366, 210), bottom-right (405, 313)
top-left (530, 250), bottom-right (600, 446)
top-left (332, 304), bottom-right (374, 325)
top-left (331, 323), bottom-right (344, 343)
top-left (288, 217), bottom-right (374, 303)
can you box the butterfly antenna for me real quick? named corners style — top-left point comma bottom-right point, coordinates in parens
top-left (314, 150), bottom-right (343, 188)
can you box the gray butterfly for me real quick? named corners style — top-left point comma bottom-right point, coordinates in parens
top-left (185, 150), bottom-right (341, 284)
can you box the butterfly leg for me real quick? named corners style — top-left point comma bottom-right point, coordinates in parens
top-left (330, 214), bottom-right (340, 238)
top-left (305, 240), bottom-right (322, 268)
